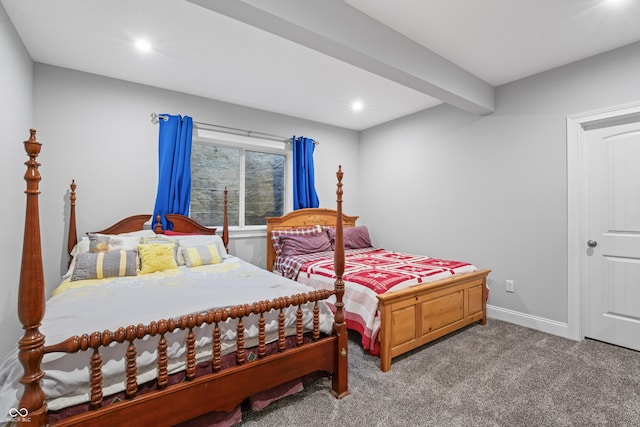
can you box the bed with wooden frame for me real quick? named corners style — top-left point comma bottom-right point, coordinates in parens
top-left (266, 210), bottom-right (491, 372)
top-left (11, 129), bottom-right (349, 426)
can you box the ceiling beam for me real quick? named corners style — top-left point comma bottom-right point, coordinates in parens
top-left (187, 0), bottom-right (495, 115)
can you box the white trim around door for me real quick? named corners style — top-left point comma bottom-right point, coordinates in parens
top-left (566, 101), bottom-right (640, 342)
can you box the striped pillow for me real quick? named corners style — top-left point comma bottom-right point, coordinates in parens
top-left (71, 250), bottom-right (138, 281)
top-left (181, 244), bottom-right (221, 267)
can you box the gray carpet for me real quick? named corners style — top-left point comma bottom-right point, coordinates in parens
top-left (240, 319), bottom-right (640, 426)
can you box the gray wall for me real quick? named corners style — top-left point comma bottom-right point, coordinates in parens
top-left (359, 41), bottom-right (640, 333)
top-left (0, 2), bottom-right (34, 363)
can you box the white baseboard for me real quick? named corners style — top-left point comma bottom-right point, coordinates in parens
top-left (486, 304), bottom-right (574, 340)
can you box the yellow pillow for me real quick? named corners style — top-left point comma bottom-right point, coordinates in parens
top-left (181, 244), bottom-right (221, 267)
top-left (138, 243), bottom-right (178, 274)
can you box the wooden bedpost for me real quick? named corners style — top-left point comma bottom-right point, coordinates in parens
top-left (222, 187), bottom-right (229, 252)
top-left (18, 129), bottom-right (47, 425)
top-left (67, 180), bottom-right (77, 260)
top-left (331, 165), bottom-right (349, 398)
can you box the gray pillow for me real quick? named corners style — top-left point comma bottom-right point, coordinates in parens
top-left (71, 250), bottom-right (138, 281)
top-left (278, 232), bottom-right (332, 257)
top-left (329, 226), bottom-right (372, 250)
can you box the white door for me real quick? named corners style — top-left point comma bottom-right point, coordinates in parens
top-left (584, 120), bottom-right (640, 351)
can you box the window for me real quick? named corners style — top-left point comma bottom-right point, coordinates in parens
top-left (190, 129), bottom-right (289, 229)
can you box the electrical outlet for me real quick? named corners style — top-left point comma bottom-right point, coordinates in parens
top-left (506, 280), bottom-right (515, 293)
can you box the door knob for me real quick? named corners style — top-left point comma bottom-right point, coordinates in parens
top-left (587, 240), bottom-right (598, 248)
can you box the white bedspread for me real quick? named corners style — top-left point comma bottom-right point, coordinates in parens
top-left (0, 256), bottom-right (333, 419)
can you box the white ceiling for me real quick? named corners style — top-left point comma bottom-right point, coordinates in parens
top-left (3, 0), bottom-right (640, 130)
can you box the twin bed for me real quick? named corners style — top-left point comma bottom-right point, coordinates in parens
top-left (5, 129), bottom-right (489, 426)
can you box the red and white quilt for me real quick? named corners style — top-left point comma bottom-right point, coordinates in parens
top-left (274, 248), bottom-right (477, 356)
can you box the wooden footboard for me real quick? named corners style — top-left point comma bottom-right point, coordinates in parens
top-left (52, 338), bottom-right (338, 427)
top-left (47, 292), bottom-right (336, 427)
top-left (377, 269), bottom-right (490, 372)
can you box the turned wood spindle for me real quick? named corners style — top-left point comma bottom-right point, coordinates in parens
top-left (277, 308), bottom-right (286, 352)
top-left (313, 301), bottom-right (320, 341)
top-left (157, 335), bottom-right (169, 388)
top-left (296, 305), bottom-right (303, 346)
top-left (186, 328), bottom-right (196, 380)
top-left (125, 341), bottom-right (138, 398)
top-left (212, 322), bottom-right (222, 373)
top-left (258, 313), bottom-right (266, 358)
top-left (236, 317), bottom-right (245, 365)
top-left (89, 349), bottom-right (103, 409)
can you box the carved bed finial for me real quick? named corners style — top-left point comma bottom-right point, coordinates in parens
top-left (154, 213), bottom-right (163, 234)
top-left (70, 180), bottom-right (77, 201)
top-left (23, 129), bottom-right (42, 179)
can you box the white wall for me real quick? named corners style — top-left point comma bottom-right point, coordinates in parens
top-left (359, 41), bottom-right (640, 335)
top-left (0, 2), bottom-right (34, 361)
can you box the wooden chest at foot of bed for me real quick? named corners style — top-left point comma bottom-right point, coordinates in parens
top-left (376, 269), bottom-right (490, 372)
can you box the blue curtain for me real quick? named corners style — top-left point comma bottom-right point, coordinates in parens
top-left (292, 136), bottom-right (319, 210)
top-left (153, 114), bottom-right (193, 230)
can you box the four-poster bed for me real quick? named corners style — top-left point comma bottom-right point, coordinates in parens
top-left (8, 129), bottom-right (349, 426)
top-left (266, 210), bottom-right (491, 372)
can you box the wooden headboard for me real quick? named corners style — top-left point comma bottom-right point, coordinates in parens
top-left (265, 208), bottom-right (358, 271)
top-left (67, 187), bottom-right (227, 258)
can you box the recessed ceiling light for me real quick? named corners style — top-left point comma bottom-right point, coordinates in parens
top-left (351, 100), bottom-right (364, 112)
top-left (135, 39), bottom-right (152, 52)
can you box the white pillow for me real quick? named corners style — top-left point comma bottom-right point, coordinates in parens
top-left (62, 255), bottom-right (78, 281)
top-left (117, 229), bottom-right (158, 239)
top-left (70, 230), bottom-right (157, 256)
top-left (87, 234), bottom-right (142, 253)
top-left (70, 236), bottom-right (90, 257)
